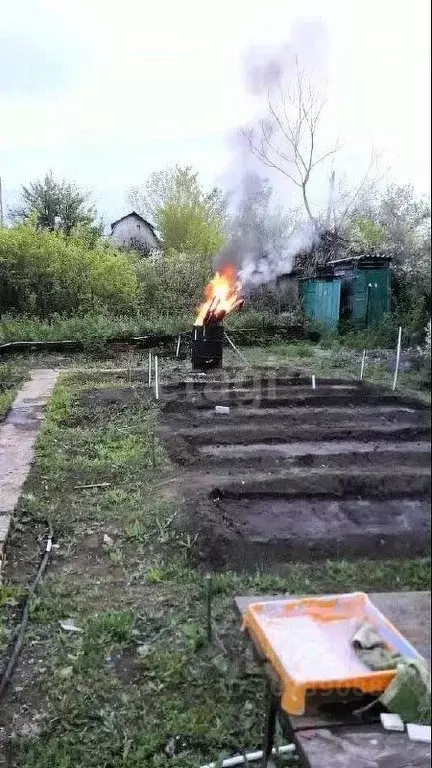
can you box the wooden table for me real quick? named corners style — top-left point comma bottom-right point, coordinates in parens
top-left (235, 592), bottom-right (431, 767)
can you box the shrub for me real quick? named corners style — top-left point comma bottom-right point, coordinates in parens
top-left (135, 249), bottom-right (212, 317)
top-left (0, 226), bottom-right (139, 316)
top-left (392, 266), bottom-right (431, 344)
top-left (340, 316), bottom-right (400, 349)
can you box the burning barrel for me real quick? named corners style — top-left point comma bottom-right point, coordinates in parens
top-left (192, 266), bottom-right (244, 370)
top-left (191, 323), bottom-right (224, 370)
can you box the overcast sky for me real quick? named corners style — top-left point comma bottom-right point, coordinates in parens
top-left (1, 0), bottom-right (430, 225)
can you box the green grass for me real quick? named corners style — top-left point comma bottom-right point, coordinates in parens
top-left (0, 309), bottom-right (305, 345)
top-left (0, 362), bottom-right (27, 420)
top-left (243, 342), bottom-right (431, 403)
top-left (0, 312), bottom-right (193, 346)
top-left (0, 360), bottom-right (430, 767)
top-left (1, 308), bottom-right (425, 350)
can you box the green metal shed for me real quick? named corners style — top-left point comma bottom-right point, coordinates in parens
top-left (302, 254), bottom-right (391, 329)
top-left (302, 278), bottom-right (341, 329)
top-left (330, 255), bottom-right (392, 327)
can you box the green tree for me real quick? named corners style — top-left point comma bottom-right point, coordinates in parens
top-left (376, 183), bottom-right (430, 270)
top-left (10, 171), bottom-right (101, 239)
top-left (343, 182), bottom-right (430, 271)
top-left (347, 184), bottom-right (431, 339)
top-left (345, 216), bottom-right (387, 248)
top-left (128, 165), bottom-right (226, 255)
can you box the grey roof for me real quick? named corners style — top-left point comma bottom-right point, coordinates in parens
top-left (328, 253), bottom-right (391, 266)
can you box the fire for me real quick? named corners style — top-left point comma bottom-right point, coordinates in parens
top-left (195, 265), bottom-right (244, 326)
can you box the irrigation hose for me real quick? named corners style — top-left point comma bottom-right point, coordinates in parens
top-left (0, 528), bottom-right (53, 701)
top-left (199, 743), bottom-right (295, 767)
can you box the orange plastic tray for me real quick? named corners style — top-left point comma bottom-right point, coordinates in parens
top-left (243, 592), bottom-right (422, 716)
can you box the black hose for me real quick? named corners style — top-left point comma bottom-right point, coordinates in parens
top-left (0, 334), bottom-right (183, 356)
top-left (0, 326), bottom-right (306, 357)
top-left (0, 528), bottom-right (53, 701)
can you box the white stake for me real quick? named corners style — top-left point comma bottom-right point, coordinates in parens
top-left (176, 335), bottom-right (181, 358)
top-left (360, 349), bottom-right (366, 381)
top-left (311, 374), bottom-right (316, 389)
top-left (392, 326), bottom-right (402, 391)
top-left (200, 743), bottom-right (295, 768)
top-left (154, 355), bottom-right (159, 400)
top-left (148, 351), bottom-right (152, 387)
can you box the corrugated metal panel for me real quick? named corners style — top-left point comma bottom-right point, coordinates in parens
top-left (303, 279), bottom-right (341, 329)
top-left (352, 268), bottom-right (391, 326)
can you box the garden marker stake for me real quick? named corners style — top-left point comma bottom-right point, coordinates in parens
top-left (392, 327), bottom-right (402, 391)
top-left (205, 573), bottom-right (213, 642)
top-left (360, 350), bottom-right (366, 381)
top-left (154, 356), bottom-right (159, 400)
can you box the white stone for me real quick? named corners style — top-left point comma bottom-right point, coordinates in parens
top-left (59, 619), bottom-right (83, 633)
top-left (380, 713), bottom-right (404, 732)
top-left (407, 724), bottom-right (431, 743)
top-left (215, 406), bottom-right (230, 414)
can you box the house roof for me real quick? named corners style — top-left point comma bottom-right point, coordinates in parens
top-left (327, 253), bottom-right (391, 267)
top-left (110, 211), bottom-right (159, 240)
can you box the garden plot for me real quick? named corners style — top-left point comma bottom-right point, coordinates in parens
top-left (159, 371), bottom-right (431, 571)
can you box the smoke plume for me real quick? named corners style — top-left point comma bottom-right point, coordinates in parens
top-left (214, 172), bottom-right (318, 289)
top-left (214, 219), bottom-right (317, 290)
top-left (216, 19), bottom-right (330, 289)
top-left (238, 221), bottom-right (317, 288)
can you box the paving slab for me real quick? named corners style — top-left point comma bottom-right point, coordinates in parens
top-left (0, 369), bottom-right (59, 571)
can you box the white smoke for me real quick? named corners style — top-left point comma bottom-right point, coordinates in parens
top-left (214, 172), bottom-right (319, 289)
top-left (214, 19), bottom-right (330, 289)
top-left (237, 220), bottom-right (317, 288)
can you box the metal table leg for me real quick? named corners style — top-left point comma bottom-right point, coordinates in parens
top-left (261, 680), bottom-right (279, 767)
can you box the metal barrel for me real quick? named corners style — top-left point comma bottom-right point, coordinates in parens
top-left (191, 323), bottom-right (224, 370)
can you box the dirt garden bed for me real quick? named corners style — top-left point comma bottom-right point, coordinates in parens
top-left (155, 371), bottom-right (431, 572)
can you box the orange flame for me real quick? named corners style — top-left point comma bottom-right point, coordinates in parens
top-left (195, 265), bottom-right (244, 326)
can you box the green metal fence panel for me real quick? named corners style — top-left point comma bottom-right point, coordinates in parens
top-left (303, 279), bottom-right (341, 329)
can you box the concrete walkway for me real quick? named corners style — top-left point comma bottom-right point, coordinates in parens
top-left (0, 369), bottom-right (59, 573)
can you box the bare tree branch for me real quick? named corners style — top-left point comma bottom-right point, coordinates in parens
top-left (242, 56), bottom-right (386, 246)
top-left (241, 128), bottom-right (302, 188)
top-left (241, 62), bottom-right (339, 230)
top-left (334, 150), bottom-right (386, 228)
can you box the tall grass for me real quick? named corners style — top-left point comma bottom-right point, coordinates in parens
top-left (0, 313), bottom-right (192, 344)
top-left (0, 309), bottom-right (304, 345)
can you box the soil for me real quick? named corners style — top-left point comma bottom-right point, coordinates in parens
top-left (78, 387), bottom-right (147, 407)
top-left (156, 370), bottom-right (431, 571)
top-left (161, 388), bottom-right (425, 411)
